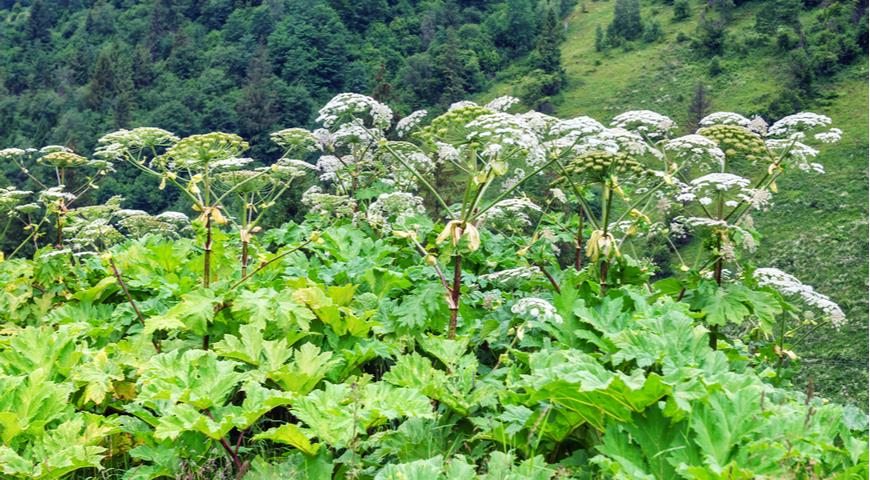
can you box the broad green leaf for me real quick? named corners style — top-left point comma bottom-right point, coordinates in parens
top-left (253, 423), bottom-right (320, 456)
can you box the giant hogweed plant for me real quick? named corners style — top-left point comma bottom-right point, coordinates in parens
top-left (0, 93), bottom-right (865, 479)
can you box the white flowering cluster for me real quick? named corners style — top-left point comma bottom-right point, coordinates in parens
top-left (737, 188), bottom-right (772, 211)
top-left (270, 158), bottom-right (319, 181)
top-left (155, 211), bottom-right (189, 227)
top-left (754, 267), bottom-right (846, 328)
top-left (765, 139), bottom-right (824, 173)
top-left (448, 100), bottom-right (477, 111)
top-left (610, 110), bottom-right (676, 140)
top-left (511, 297), bottom-right (563, 324)
top-left (333, 120), bottom-right (378, 148)
top-left (117, 212), bottom-right (188, 239)
top-left (518, 111), bottom-right (558, 134)
top-left (767, 112), bottom-right (834, 140)
top-left (0, 186), bottom-right (32, 213)
top-left (479, 266), bottom-right (541, 287)
top-left (39, 186), bottom-right (76, 205)
top-left (316, 155), bottom-right (354, 184)
top-left (301, 186), bottom-right (357, 217)
top-left (477, 198), bottom-right (542, 231)
top-left (677, 173), bottom-right (752, 206)
top-left (699, 112), bottom-right (753, 129)
top-left (316, 93), bottom-right (393, 130)
top-left (576, 128), bottom-right (659, 158)
top-left (663, 134), bottom-right (725, 169)
top-left (98, 127), bottom-right (179, 152)
top-left (550, 188), bottom-right (568, 204)
top-left (0, 148), bottom-right (28, 162)
top-left (465, 113), bottom-right (544, 164)
top-left (365, 192), bottom-right (425, 232)
top-left (545, 116), bottom-right (606, 149)
top-left (395, 110), bottom-right (428, 138)
top-left (484, 96), bottom-right (521, 112)
top-left (211, 157), bottom-right (254, 171)
top-left (270, 128), bottom-right (319, 153)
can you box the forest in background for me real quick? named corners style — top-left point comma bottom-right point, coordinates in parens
top-left (1, 0), bottom-right (868, 405)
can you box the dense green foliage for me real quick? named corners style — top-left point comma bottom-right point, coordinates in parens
top-left (0, 89), bottom-right (867, 478)
top-left (0, 0), bottom-right (574, 213)
top-left (484, 0), bottom-right (868, 406)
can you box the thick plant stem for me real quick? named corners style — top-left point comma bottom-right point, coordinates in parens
top-left (710, 234), bottom-right (724, 350)
top-left (574, 213), bottom-right (584, 271)
top-left (203, 210), bottom-right (213, 288)
top-left (109, 258), bottom-right (160, 353)
top-left (448, 254), bottom-right (462, 339)
top-left (55, 214), bottom-right (64, 247)
top-left (599, 261), bottom-right (609, 295)
top-left (240, 240), bottom-right (249, 278)
top-left (202, 210), bottom-right (213, 351)
top-left (599, 180), bottom-right (614, 295)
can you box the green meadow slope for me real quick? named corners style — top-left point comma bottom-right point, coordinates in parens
top-left (484, 1), bottom-right (869, 405)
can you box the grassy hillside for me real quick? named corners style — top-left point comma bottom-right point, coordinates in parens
top-left (484, 0), bottom-right (869, 405)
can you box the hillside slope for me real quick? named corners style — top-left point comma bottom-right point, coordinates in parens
top-left (484, 0), bottom-right (869, 404)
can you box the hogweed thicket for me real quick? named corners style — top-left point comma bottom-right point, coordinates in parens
top-left (0, 94), bottom-right (865, 479)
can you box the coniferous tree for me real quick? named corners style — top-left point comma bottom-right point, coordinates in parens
top-left (595, 24), bottom-right (605, 51)
top-left (673, 0), bottom-right (690, 21)
top-left (607, 0), bottom-right (642, 41)
top-left (687, 82), bottom-right (712, 131)
top-left (26, 0), bottom-right (53, 42)
top-left (534, 7), bottom-right (564, 78)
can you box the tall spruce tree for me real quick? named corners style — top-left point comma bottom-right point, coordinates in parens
top-left (687, 82), bottom-right (712, 131)
top-left (608, 0), bottom-right (642, 41)
top-left (534, 7), bottom-right (564, 77)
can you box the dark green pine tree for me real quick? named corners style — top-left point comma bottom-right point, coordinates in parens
top-left (687, 82), bottom-right (711, 131)
top-left (235, 47), bottom-right (282, 140)
top-left (608, 0), bottom-right (642, 41)
top-left (595, 24), bottom-right (605, 51)
top-left (26, 0), bottom-right (53, 42)
top-left (534, 7), bottom-right (565, 76)
top-left (434, 32), bottom-right (468, 106)
top-left (86, 45), bottom-right (117, 112)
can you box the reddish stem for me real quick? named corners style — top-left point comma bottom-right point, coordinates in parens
top-left (448, 254), bottom-right (462, 339)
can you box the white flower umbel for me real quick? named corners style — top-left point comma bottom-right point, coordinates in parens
top-left (316, 155), bottom-right (355, 184)
top-left (155, 211), bottom-right (189, 227)
top-left (270, 128), bottom-right (318, 153)
top-left (690, 173), bottom-right (751, 191)
top-left (754, 267), bottom-right (846, 328)
top-left (485, 96), bottom-right (520, 112)
top-left (39, 186), bottom-right (76, 204)
top-left (365, 192), bottom-right (425, 232)
top-left (479, 266), bottom-right (541, 287)
top-left (0, 186), bottom-right (32, 212)
top-left (546, 116), bottom-right (606, 149)
top-left (211, 157), bottom-right (254, 171)
top-left (663, 134), bottom-right (726, 170)
top-left (395, 110), bottom-right (428, 138)
top-left (765, 139), bottom-right (823, 173)
top-left (577, 128), bottom-right (660, 158)
top-left (519, 111), bottom-right (559, 134)
top-left (316, 93), bottom-right (393, 130)
top-left (477, 197), bottom-right (542, 230)
top-left (511, 297), bottom-right (563, 324)
top-left (448, 100), bottom-right (478, 111)
top-left (610, 110), bottom-right (676, 140)
top-left (679, 173), bottom-right (752, 207)
top-left (699, 112), bottom-right (753, 129)
top-left (767, 112), bottom-right (835, 141)
top-left (737, 188), bottom-right (772, 211)
top-left (301, 186), bottom-right (357, 217)
top-left (814, 128), bottom-right (842, 144)
top-left (465, 112), bottom-right (545, 166)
